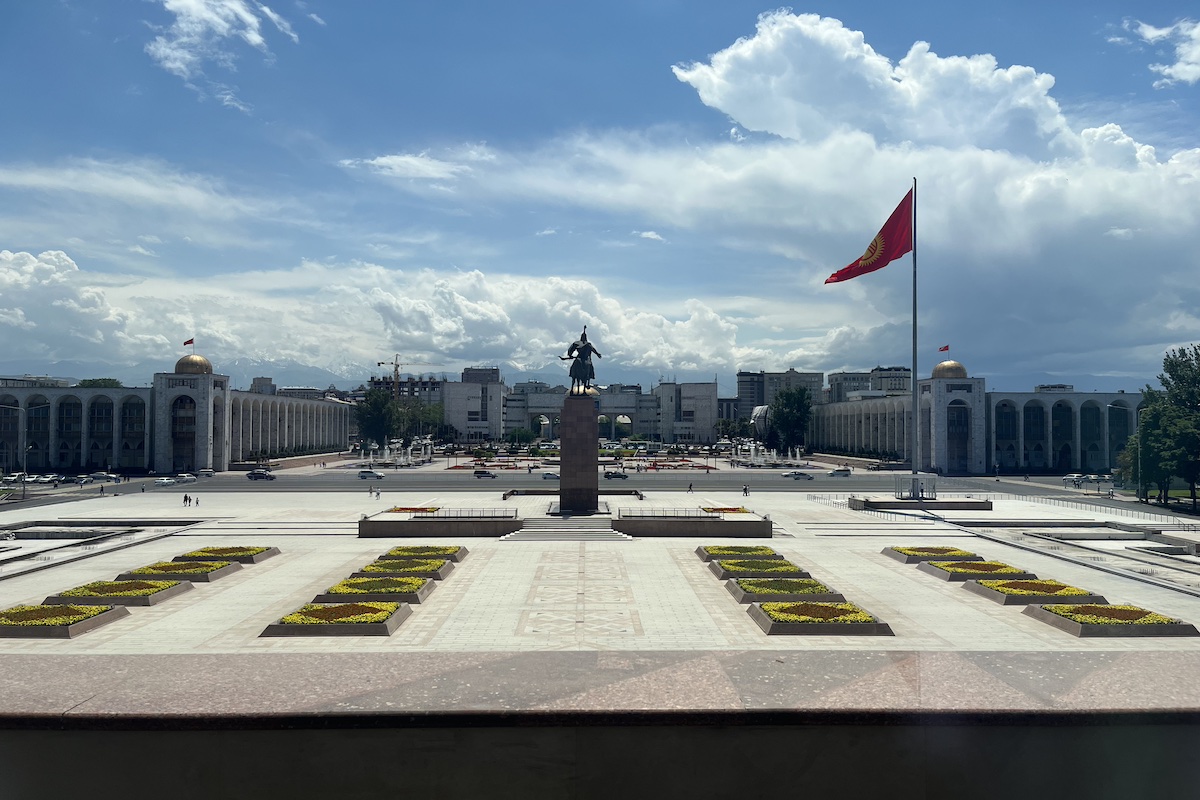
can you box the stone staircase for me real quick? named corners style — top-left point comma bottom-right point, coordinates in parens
top-left (501, 516), bottom-right (633, 542)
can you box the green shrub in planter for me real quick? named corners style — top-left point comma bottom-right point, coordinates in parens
top-left (326, 577), bottom-right (427, 595)
top-left (0, 604), bottom-right (112, 627)
top-left (714, 559), bottom-right (804, 574)
top-left (280, 602), bottom-right (400, 625)
top-left (383, 545), bottom-right (463, 558)
top-left (360, 558), bottom-right (448, 574)
top-left (760, 601), bottom-right (877, 624)
top-left (128, 560), bottom-right (231, 575)
top-left (1040, 604), bottom-right (1180, 625)
top-left (58, 580), bottom-right (179, 598)
top-left (977, 579), bottom-right (1093, 597)
top-left (736, 578), bottom-right (832, 595)
top-left (179, 546), bottom-right (269, 559)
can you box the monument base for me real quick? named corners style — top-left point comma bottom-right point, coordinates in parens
top-left (558, 392), bottom-right (599, 512)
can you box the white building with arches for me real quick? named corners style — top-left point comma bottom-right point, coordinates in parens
top-left (809, 360), bottom-right (1141, 475)
top-left (0, 353), bottom-right (351, 476)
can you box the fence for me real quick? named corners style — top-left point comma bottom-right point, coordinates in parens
top-left (411, 508), bottom-right (518, 520)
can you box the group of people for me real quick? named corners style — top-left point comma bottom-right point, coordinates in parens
top-left (367, 485), bottom-right (381, 498)
top-left (182, 494), bottom-right (197, 506)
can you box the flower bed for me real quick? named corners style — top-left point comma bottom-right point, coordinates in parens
top-left (1022, 603), bottom-right (1199, 638)
top-left (260, 601), bottom-right (410, 637)
top-left (380, 545), bottom-right (469, 562)
top-left (386, 507), bottom-right (440, 513)
top-left (174, 546), bottom-right (280, 564)
top-left (44, 579), bottom-right (193, 607)
top-left (963, 578), bottom-right (1106, 606)
top-left (116, 560), bottom-right (242, 583)
top-left (916, 560), bottom-right (1036, 582)
top-left (312, 576), bottom-right (435, 604)
top-left (748, 601), bottom-right (893, 636)
top-left (726, 577), bottom-right (845, 604)
top-left (0, 603), bottom-right (130, 638)
top-left (695, 545), bottom-right (781, 562)
top-left (708, 558), bottom-right (810, 580)
top-left (882, 545), bottom-right (983, 564)
top-left (351, 558), bottom-right (455, 580)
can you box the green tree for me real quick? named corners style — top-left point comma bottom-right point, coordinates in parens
top-left (507, 427), bottom-right (535, 444)
top-left (354, 388), bottom-right (398, 454)
top-left (77, 378), bottom-right (124, 388)
top-left (768, 387), bottom-right (811, 452)
top-left (1157, 345), bottom-right (1200, 511)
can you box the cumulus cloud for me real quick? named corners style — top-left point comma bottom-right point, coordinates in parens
top-left (340, 153), bottom-right (471, 181)
top-left (635, 231), bottom-right (665, 241)
top-left (1131, 18), bottom-right (1200, 86)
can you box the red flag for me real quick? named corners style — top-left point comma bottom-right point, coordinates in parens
top-left (183, 338), bottom-right (195, 346)
top-left (825, 189), bottom-right (913, 284)
top-left (938, 345), bottom-right (949, 352)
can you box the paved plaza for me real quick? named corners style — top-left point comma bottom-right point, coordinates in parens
top-left (4, 466), bottom-right (1200, 717)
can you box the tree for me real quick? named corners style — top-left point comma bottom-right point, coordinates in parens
top-left (77, 378), bottom-right (123, 388)
top-left (768, 387), bottom-right (811, 453)
top-left (507, 428), bottom-right (535, 444)
top-left (354, 388), bottom-right (398, 454)
top-left (1134, 346), bottom-right (1200, 510)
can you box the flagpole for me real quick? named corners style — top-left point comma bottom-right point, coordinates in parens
top-left (909, 176), bottom-right (920, 499)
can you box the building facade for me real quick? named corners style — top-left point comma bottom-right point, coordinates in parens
top-left (0, 354), bottom-right (351, 476)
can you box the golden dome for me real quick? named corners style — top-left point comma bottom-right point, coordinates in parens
top-left (931, 360), bottom-right (967, 379)
top-left (174, 354), bottom-right (213, 375)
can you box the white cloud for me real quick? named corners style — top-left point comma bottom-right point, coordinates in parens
top-left (144, 0), bottom-right (300, 108)
top-left (128, 245), bottom-right (158, 257)
top-left (635, 231), bottom-right (665, 242)
top-left (535, 228), bottom-right (556, 236)
top-left (1132, 19), bottom-right (1200, 86)
top-left (340, 153), bottom-right (471, 181)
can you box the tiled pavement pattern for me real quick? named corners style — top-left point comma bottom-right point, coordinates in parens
top-left (3, 478), bottom-right (1200, 714)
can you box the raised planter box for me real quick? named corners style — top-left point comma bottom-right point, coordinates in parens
top-left (260, 602), bottom-right (411, 637)
top-left (351, 558), bottom-right (455, 580)
top-left (44, 580), bottom-right (194, 607)
top-left (1022, 604), bottom-right (1200, 637)
top-left (0, 605), bottom-right (130, 638)
top-left (963, 579), bottom-right (1106, 606)
top-left (312, 577), bottom-right (435, 605)
top-left (116, 561), bottom-right (243, 583)
top-left (695, 545), bottom-right (782, 562)
top-left (379, 546), bottom-right (469, 562)
top-left (726, 579), bottom-right (845, 604)
top-left (747, 602), bottom-right (893, 636)
top-left (916, 560), bottom-right (1036, 582)
top-left (708, 559), bottom-right (811, 580)
top-left (881, 546), bottom-right (983, 564)
top-left (173, 546), bottom-right (280, 564)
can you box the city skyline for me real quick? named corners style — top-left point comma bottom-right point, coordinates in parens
top-left (3, 2), bottom-right (1199, 395)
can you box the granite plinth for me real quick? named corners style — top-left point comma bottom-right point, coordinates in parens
top-left (558, 393), bottom-right (599, 512)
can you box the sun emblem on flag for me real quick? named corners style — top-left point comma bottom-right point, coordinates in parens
top-left (857, 234), bottom-right (884, 266)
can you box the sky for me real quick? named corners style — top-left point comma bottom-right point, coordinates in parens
top-left (2, 1), bottom-right (1200, 394)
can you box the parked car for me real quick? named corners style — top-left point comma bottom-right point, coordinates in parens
top-left (358, 470), bottom-right (385, 480)
top-left (36, 474), bottom-right (57, 483)
top-left (75, 475), bottom-right (94, 484)
top-left (473, 470), bottom-right (497, 479)
top-left (828, 468), bottom-right (852, 477)
top-left (153, 477), bottom-right (177, 487)
top-left (1062, 473), bottom-right (1084, 483)
top-left (247, 469), bottom-right (276, 481)
top-left (603, 470), bottom-right (628, 479)
top-left (542, 471), bottom-right (559, 480)
top-left (175, 473), bottom-right (197, 483)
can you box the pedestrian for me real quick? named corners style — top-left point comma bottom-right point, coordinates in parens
top-left (99, 485), bottom-right (104, 494)
top-left (687, 483), bottom-right (693, 493)
top-left (194, 496), bottom-right (199, 506)
top-left (183, 494), bottom-right (189, 506)
top-left (742, 484), bottom-right (749, 496)
top-left (141, 484), bottom-right (145, 493)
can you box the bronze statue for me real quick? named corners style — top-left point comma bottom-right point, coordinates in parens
top-left (561, 327), bottom-right (601, 393)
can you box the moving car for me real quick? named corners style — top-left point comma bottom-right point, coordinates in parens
top-left (791, 472), bottom-right (814, 480)
top-left (603, 470), bottom-right (628, 479)
top-left (247, 469), bottom-right (276, 481)
top-left (197, 468), bottom-right (215, 478)
top-left (780, 471), bottom-right (806, 478)
top-left (828, 468), bottom-right (852, 477)
top-left (542, 472), bottom-right (559, 480)
top-left (175, 473), bottom-right (197, 483)
top-left (358, 470), bottom-right (385, 480)
top-left (75, 475), bottom-right (94, 484)
top-left (473, 470), bottom-right (497, 479)
top-left (153, 477), bottom-right (177, 487)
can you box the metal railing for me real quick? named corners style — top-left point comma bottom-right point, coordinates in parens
top-left (410, 508), bottom-right (517, 519)
top-left (616, 507), bottom-right (722, 519)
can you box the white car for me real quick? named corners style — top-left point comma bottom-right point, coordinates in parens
top-left (542, 471), bottom-right (559, 480)
top-left (75, 475), bottom-right (94, 484)
top-left (175, 473), bottom-right (197, 483)
top-left (153, 477), bottom-right (177, 487)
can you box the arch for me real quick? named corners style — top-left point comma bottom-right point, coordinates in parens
top-left (86, 395), bottom-right (115, 471)
top-left (0, 394), bottom-right (18, 475)
top-left (24, 395), bottom-right (51, 472)
top-left (120, 397), bottom-right (147, 470)
top-left (946, 399), bottom-right (971, 474)
top-left (1051, 401), bottom-right (1075, 471)
top-left (56, 395), bottom-right (83, 471)
top-left (170, 395), bottom-right (197, 472)
top-left (1022, 400), bottom-right (1049, 470)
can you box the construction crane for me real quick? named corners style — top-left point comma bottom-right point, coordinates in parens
top-left (377, 355), bottom-right (438, 400)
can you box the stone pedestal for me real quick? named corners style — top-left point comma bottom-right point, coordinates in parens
top-left (559, 392), bottom-right (599, 512)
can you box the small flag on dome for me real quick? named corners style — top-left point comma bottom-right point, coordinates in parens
top-left (183, 338), bottom-right (195, 346)
top-left (938, 345), bottom-right (949, 352)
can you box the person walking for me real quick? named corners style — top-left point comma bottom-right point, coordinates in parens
top-left (687, 483), bottom-right (693, 493)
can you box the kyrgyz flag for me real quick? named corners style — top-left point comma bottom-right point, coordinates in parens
top-left (183, 338), bottom-right (195, 346)
top-left (825, 189), bottom-right (913, 284)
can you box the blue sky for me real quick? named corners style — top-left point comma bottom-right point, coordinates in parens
top-left (3, 1), bottom-right (1199, 394)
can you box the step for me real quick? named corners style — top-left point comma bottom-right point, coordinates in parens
top-left (501, 531), bottom-right (634, 542)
